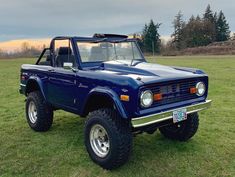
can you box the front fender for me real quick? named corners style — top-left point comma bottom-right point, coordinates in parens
top-left (83, 87), bottom-right (128, 119)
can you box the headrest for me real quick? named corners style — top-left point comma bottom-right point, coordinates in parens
top-left (58, 47), bottom-right (72, 55)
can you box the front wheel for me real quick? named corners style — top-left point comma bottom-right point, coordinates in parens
top-left (159, 113), bottom-right (199, 141)
top-left (84, 108), bottom-right (132, 170)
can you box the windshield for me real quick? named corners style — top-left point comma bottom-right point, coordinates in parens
top-left (77, 41), bottom-right (143, 64)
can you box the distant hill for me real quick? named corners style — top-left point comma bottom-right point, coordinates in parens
top-left (178, 40), bottom-right (235, 55)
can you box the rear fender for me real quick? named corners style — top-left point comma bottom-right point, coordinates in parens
top-left (25, 76), bottom-right (47, 101)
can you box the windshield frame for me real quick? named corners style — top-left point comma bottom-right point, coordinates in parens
top-left (74, 38), bottom-right (146, 69)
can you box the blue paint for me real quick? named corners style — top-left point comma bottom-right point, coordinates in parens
top-left (19, 35), bottom-right (209, 120)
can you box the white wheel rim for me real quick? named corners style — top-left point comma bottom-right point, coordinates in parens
top-left (28, 101), bottom-right (37, 124)
top-left (89, 124), bottom-right (110, 158)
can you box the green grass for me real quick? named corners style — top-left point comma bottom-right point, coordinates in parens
top-left (0, 56), bottom-right (235, 177)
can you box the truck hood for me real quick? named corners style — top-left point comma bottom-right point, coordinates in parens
top-left (96, 61), bottom-right (206, 84)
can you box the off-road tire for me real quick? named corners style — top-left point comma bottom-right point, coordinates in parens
top-left (84, 108), bottom-right (132, 170)
top-left (26, 91), bottom-right (53, 132)
top-left (159, 113), bottom-right (199, 141)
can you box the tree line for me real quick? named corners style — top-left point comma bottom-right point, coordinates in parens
top-left (0, 42), bottom-right (45, 59)
top-left (139, 4), bottom-right (232, 54)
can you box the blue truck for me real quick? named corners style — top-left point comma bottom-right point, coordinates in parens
top-left (19, 34), bottom-right (211, 169)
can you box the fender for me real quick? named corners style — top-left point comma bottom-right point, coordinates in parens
top-left (82, 87), bottom-right (128, 119)
top-left (25, 76), bottom-right (47, 101)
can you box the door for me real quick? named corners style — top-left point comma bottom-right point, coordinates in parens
top-left (47, 68), bottom-right (77, 109)
top-left (47, 39), bottom-right (78, 110)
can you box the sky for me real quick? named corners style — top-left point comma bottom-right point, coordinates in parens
top-left (0, 0), bottom-right (234, 42)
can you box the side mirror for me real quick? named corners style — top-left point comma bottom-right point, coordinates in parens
top-left (63, 62), bottom-right (73, 69)
top-left (63, 62), bottom-right (78, 72)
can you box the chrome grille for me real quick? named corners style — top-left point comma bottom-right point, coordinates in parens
top-left (146, 80), bottom-right (199, 107)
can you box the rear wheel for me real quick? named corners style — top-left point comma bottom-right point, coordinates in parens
top-left (159, 113), bottom-right (199, 141)
top-left (84, 108), bottom-right (132, 170)
top-left (26, 91), bottom-right (53, 132)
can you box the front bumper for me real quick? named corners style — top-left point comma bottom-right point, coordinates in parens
top-left (19, 83), bottom-right (26, 95)
top-left (132, 100), bottom-right (212, 128)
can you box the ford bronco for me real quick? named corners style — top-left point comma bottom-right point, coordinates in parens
top-left (19, 34), bottom-right (211, 169)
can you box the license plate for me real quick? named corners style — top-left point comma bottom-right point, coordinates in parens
top-left (172, 108), bottom-right (187, 123)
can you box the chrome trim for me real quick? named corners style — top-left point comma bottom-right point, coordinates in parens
top-left (132, 100), bottom-right (212, 128)
top-left (196, 82), bottom-right (205, 96)
top-left (20, 83), bottom-right (26, 87)
top-left (89, 124), bottom-right (110, 158)
top-left (28, 101), bottom-right (37, 124)
top-left (140, 90), bottom-right (153, 108)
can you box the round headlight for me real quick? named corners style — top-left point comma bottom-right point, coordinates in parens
top-left (196, 82), bottom-right (206, 96)
top-left (140, 90), bottom-right (153, 107)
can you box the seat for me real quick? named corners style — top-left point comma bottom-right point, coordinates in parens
top-left (56, 47), bottom-right (76, 67)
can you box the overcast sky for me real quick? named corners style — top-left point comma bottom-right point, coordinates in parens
top-left (0, 0), bottom-right (234, 41)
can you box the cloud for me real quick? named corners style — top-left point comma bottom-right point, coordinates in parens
top-left (0, 0), bottom-right (234, 41)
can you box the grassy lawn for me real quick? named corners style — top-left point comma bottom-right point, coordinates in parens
top-left (0, 56), bottom-right (234, 177)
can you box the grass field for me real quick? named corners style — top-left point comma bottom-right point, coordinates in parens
top-left (0, 56), bottom-right (235, 177)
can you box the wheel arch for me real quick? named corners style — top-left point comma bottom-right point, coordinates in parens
top-left (81, 87), bottom-right (128, 119)
top-left (25, 77), bottom-right (46, 100)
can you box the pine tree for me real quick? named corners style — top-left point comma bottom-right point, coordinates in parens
top-left (214, 12), bottom-right (218, 23)
top-left (203, 5), bottom-right (214, 23)
top-left (142, 24), bottom-right (148, 52)
top-left (203, 4), bottom-right (216, 42)
top-left (142, 20), bottom-right (161, 54)
top-left (183, 15), bottom-right (209, 47)
top-left (216, 11), bottom-right (230, 41)
top-left (169, 4), bottom-right (231, 48)
top-left (171, 11), bottom-right (185, 50)
top-left (142, 24), bottom-right (148, 37)
top-left (196, 15), bottom-right (201, 21)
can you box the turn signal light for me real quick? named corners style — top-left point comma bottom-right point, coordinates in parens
top-left (154, 93), bottom-right (162, 101)
top-left (120, 95), bottom-right (129, 101)
top-left (190, 87), bottom-right (197, 94)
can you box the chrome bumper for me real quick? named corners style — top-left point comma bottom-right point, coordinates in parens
top-left (132, 100), bottom-right (212, 128)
